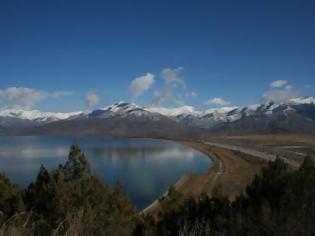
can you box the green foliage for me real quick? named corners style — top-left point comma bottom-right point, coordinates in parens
top-left (1, 146), bottom-right (314, 236)
top-left (159, 185), bottom-right (185, 217)
top-left (211, 183), bottom-right (224, 198)
top-left (138, 157), bottom-right (315, 236)
top-left (155, 185), bottom-right (187, 235)
top-left (0, 173), bottom-right (24, 223)
top-left (1, 145), bottom-right (138, 235)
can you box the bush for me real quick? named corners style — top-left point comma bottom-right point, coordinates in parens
top-left (1, 146), bottom-right (314, 235)
top-left (1, 145), bottom-right (139, 235)
top-left (138, 157), bottom-right (315, 236)
top-left (0, 174), bottom-right (24, 224)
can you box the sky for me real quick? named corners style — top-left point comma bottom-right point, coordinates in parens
top-left (0, 0), bottom-right (314, 112)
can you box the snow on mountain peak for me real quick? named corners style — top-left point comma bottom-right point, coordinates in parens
top-left (204, 106), bottom-right (238, 114)
top-left (106, 101), bottom-right (140, 112)
top-left (88, 101), bottom-right (152, 119)
top-left (2, 98), bottom-right (315, 127)
top-left (147, 106), bottom-right (202, 117)
top-left (0, 109), bottom-right (82, 122)
top-left (289, 96), bottom-right (315, 105)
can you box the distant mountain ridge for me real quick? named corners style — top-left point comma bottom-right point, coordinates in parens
top-left (1, 97), bottom-right (315, 136)
top-left (0, 109), bottom-right (82, 123)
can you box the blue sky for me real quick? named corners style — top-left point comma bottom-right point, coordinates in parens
top-left (0, 0), bottom-right (314, 112)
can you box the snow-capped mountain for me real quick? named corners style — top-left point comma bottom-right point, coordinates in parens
top-left (1, 96), bottom-right (315, 136)
top-left (147, 106), bottom-right (202, 117)
top-left (289, 97), bottom-right (315, 105)
top-left (0, 109), bottom-right (82, 123)
top-left (208, 98), bottom-right (315, 134)
top-left (26, 102), bottom-right (188, 138)
top-left (88, 102), bottom-right (166, 121)
top-left (145, 97), bottom-right (315, 132)
top-left (85, 97), bottom-right (315, 133)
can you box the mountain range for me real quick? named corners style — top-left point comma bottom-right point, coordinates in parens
top-left (1, 97), bottom-right (315, 137)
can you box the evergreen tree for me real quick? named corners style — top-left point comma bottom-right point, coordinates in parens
top-left (0, 173), bottom-right (24, 223)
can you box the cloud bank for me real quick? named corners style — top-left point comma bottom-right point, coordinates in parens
top-left (270, 80), bottom-right (288, 88)
top-left (161, 67), bottom-right (185, 86)
top-left (129, 73), bottom-right (155, 100)
top-left (85, 92), bottom-right (100, 109)
top-left (262, 88), bottom-right (298, 103)
top-left (262, 81), bottom-right (298, 103)
top-left (204, 97), bottom-right (231, 106)
top-left (152, 67), bottom-right (186, 107)
top-left (0, 87), bottom-right (73, 109)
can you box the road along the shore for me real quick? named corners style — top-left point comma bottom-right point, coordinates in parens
top-left (141, 141), bottom-right (220, 215)
top-left (204, 141), bottom-right (277, 162)
top-left (142, 141), bottom-right (267, 217)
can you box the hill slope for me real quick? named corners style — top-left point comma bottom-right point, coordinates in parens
top-left (1, 98), bottom-right (315, 136)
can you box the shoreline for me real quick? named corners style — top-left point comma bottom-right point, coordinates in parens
top-left (139, 140), bottom-right (223, 215)
top-left (142, 140), bottom-right (268, 216)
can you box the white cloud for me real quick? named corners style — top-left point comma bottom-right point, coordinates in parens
top-left (186, 91), bottom-right (198, 98)
top-left (129, 73), bottom-right (155, 100)
top-left (191, 92), bottom-right (198, 97)
top-left (0, 87), bottom-right (73, 109)
top-left (262, 80), bottom-right (299, 103)
top-left (262, 89), bottom-right (298, 103)
top-left (85, 92), bottom-right (100, 109)
top-left (161, 67), bottom-right (185, 86)
top-left (152, 67), bottom-right (186, 106)
top-left (270, 80), bottom-right (287, 88)
top-left (204, 97), bottom-right (231, 106)
top-left (285, 85), bottom-right (293, 90)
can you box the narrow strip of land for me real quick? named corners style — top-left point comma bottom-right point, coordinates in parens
top-left (142, 141), bottom-right (267, 217)
top-left (204, 141), bottom-right (276, 161)
top-left (208, 155), bottom-right (223, 193)
top-left (204, 141), bottom-right (303, 167)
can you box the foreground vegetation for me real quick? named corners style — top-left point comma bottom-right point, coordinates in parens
top-left (0, 145), bottom-right (314, 235)
top-left (0, 145), bottom-right (138, 235)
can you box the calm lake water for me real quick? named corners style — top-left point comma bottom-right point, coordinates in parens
top-left (0, 136), bottom-right (211, 209)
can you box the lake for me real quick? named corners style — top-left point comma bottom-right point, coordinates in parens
top-left (0, 136), bottom-right (212, 209)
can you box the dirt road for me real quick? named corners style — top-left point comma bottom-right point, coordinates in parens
top-left (205, 141), bottom-right (277, 162)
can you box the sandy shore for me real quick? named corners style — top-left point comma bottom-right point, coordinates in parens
top-left (142, 141), bottom-right (267, 216)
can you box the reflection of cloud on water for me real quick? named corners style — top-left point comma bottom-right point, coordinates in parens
top-left (0, 146), bottom-right (68, 159)
top-left (149, 148), bottom-right (196, 162)
top-left (87, 145), bottom-right (211, 206)
top-left (0, 137), bottom-right (212, 209)
top-left (86, 146), bottom-right (201, 163)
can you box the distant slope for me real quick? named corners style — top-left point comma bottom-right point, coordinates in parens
top-left (210, 103), bottom-right (315, 135)
top-left (0, 116), bottom-right (39, 135)
top-left (21, 102), bottom-right (196, 138)
top-left (25, 115), bottom-right (194, 139)
top-left (1, 97), bottom-right (315, 136)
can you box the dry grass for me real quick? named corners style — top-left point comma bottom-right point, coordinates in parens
top-left (209, 134), bottom-right (315, 147)
top-left (210, 147), bottom-right (266, 199)
top-left (205, 134), bottom-right (315, 166)
top-left (186, 142), bottom-right (266, 200)
top-left (144, 141), bottom-right (267, 217)
top-left (0, 212), bottom-right (33, 236)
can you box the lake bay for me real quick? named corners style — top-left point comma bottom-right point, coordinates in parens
top-left (0, 137), bottom-right (212, 209)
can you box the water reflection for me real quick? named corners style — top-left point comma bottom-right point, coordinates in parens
top-left (0, 137), bottom-right (211, 209)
